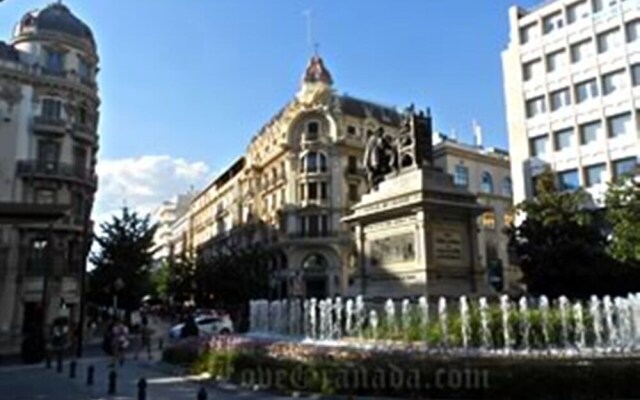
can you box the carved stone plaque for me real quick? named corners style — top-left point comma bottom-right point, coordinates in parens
top-left (434, 228), bottom-right (466, 267)
top-left (370, 233), bottom-right (415, 267)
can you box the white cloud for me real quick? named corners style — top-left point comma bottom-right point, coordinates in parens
top-left (93, 155), bottom-right (210, 225)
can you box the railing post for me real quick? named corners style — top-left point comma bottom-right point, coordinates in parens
top-left (86, 365), bottom-right (94, 386)
top-left (69, 360), bottom-right (76, 378)
top-left (56, 351), bottom-right (63, 373)
top-left (108, 369), bottom-right (117, 395)
top-left (197, 387), bottom-right (207, 400)
top-left (137, 378), bottom-right (147, 400)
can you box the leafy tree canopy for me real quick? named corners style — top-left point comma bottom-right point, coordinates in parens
top-left (88, 207), bottom-right (157, 312)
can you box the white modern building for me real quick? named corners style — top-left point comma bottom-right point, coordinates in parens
top-left (151, 191), bottom-right (195, 264)
top-left (503, 0), bottom-right (640, 205)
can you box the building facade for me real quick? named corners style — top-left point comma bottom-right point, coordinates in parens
top-left (0, 3), bottom-right (99, 353)
top-left (151, 191), bottom-right (195, 265)
top-left (503, 0), bottom-right (640, 206)
top-left (432, 137), bottom-right (519, 293)
top-left (179, 56), bottom-right (514, 299)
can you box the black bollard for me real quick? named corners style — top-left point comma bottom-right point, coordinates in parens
top-left (137, 378), bottom-right (147, 400)
top-left (56, 352), bottom-right (63, 373)
top-left (158, 338), bottom-right (164, 351)
top-left (108, 369), bottom-right (117, 395)
top-left (69, 360), bottom-right (76, 378)
top-left (45, 353), bottom-right (51, 369)
top-left (197, 387), bottom-right (207, 400)
top-left (86, 365), bottom-right (94, 386)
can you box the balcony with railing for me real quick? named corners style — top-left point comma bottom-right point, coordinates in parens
top-left (16, 160), bottom-right (97, 188)
top-left (33, 116), bottom-right (67, 133)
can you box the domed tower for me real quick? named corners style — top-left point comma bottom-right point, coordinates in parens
top-left (0, 2), bottom-right (100, 349)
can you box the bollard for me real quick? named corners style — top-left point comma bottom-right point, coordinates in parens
top-left (108, 369), bottom-right (117, 395)
top-left (69, 360), bottom-right (76, 378)
top-left (158, 338), bottom-right (164, 351)
top-left (45, 353), bottom-right (51, 369)
top-left (86, 366), bottom-right (94, 386)
top-left (197, 387), bottom-right (207, 400)
top-left (56, 352), bottom-right (63, 373)
top-left (137, 378), bottom-right (147, 400)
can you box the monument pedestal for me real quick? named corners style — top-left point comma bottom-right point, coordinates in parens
top-left (343, 167), bottom-right (493, 300)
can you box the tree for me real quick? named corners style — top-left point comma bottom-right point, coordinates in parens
top-left (605, 175), bottom-right (640, 265)
top-left (88, 207), bottom-right (157, 314)
top-left (152, 252), bottom-right (197, 305)
top-left (507, 170), bottom-right (617, 298)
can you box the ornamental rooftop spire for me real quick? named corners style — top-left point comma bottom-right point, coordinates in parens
top-left (302, 55), bottom-right (333, 86)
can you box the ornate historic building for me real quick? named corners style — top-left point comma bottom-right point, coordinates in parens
top-left (0, 3), bottom-right (99, 353)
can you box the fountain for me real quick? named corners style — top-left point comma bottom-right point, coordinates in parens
top-left (573, 302), bottom-right (586, 351)
top-left (479, 297), bottom-right (491, 349)
top-left (539, 296), bottom-right (550, 348)
top-left (459, 296), bottom-right (470, 350)
top-left (334, 297), bottom-right (343, 339)
top-left (401, 299), bottom-right (411, 341)
top-left (345, 298), bottom-right (354, 337)
top-left (309, 298), bottom-right (317, 340)
top-left (589, 296), bottom-right (603, 350)
top-left (369, 309), bottom-right (379, 340)
top-left (385, 299), bottom-right (396, 338)
top-left (518, 296), bottom-right (530, 352)
top-left (355, 295), bottom-right (365, 338)
top-left (603, 295), bottom-right (617, 350)
top-left (558, 296), bottom-right (569, 348)
top-left (500, 295), bottom-right (511, 352)
top-left (438, 297), bottom-right (448, 348)
top-left (418, 296), bottom-right (429, 343)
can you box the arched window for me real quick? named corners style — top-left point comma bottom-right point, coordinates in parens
top-left (300, 152), bottom-right (327, 173)
top-left (480, 171), bottom-right (494, 194)
top-left (502, 177), bottom-right (513, 197)
top-left (305, 121), bottom-right (319, 141)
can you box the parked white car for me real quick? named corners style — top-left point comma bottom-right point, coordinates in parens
top-left (169, 315), bottom-right (233, 340)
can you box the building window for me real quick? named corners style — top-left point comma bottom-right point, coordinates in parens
top-left (602, 69), bottom-right (627, 95)
top-left (454, 165), bottom-right (469, 187)
top-left (522, 59), bottom-right (542, 81)
top-left (299, 183), bottom-right (305, 200)
top-left (607, 112), bottom-right (632, 138)
top-left (520, 23), bottom-right (538, 45)
top-left (570, 39), bottom-right (593, 63)
top-left (554, 128), bottom-right (573, 151)
top-left (558, 169), bottom-right (580, 191)
top-left (480, 171), bottom-right (494, 194)
top-left (35, 189), bottom-right (55, 204)
top-left (530, 135), bottom-right (548, 158)
top-left (41, 99), bottom-right (62, 119)
top-left (584, 163), bottom-right (607, 187)
top-left (37, 140), bottom-right (60, 167)
top-left (482, 212), bottom-right (496, 230)
top-left (305, 121), bottom-right (319, 141)
top-left (45, 50), bottom-right (65, 73)
top-left (347, 155), bottom-right (358, 174)
top-left (632, 64), bottom-right (640, 86)
top-left (597, 29), bottom-right (621, 53)
top-left (550, 88), bottom-right (571, 111)
top-left (320, 182), bottom-right (328, 200)
top-left (626, 19), bottom-right (640, 42)
top-left (579, 120), bottom-right (601, 145)
top-left (72, 192), bottom-right (84, 223)
top-left (502, 177), bottom-right (513, 197)
top-left (546, 50), bottom-right (566, 73)
top-left (567, 0), bottom-right (590, 23)
top-left (302, 215), bottom-right (329, 237)
top-left (73, 146), bottom-right (87, 178)
top-left (575, 78), bottom-right (599, 103)
top-left (526, 96), bottom-right (546, 118)
top-left (348, 183), bottom-right (359, 202)
top-left (347, 125), bottom-right (356, 135)
top-left (543, 12), bottom-right (564, 34)
top-left (78, 58), bottom-right (90, 79)
top-left (300, 152), bottom-right (327, 173)
top-left (28, 238), bottom-right (48, 274)
top-left (613, 157), bottom-right (637, 180)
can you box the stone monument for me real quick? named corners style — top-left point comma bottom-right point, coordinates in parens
top-left (343, 106), bottom-right (493, 299)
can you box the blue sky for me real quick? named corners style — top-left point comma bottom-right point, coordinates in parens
top-left (0, 0), bottom-right (539, 218)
